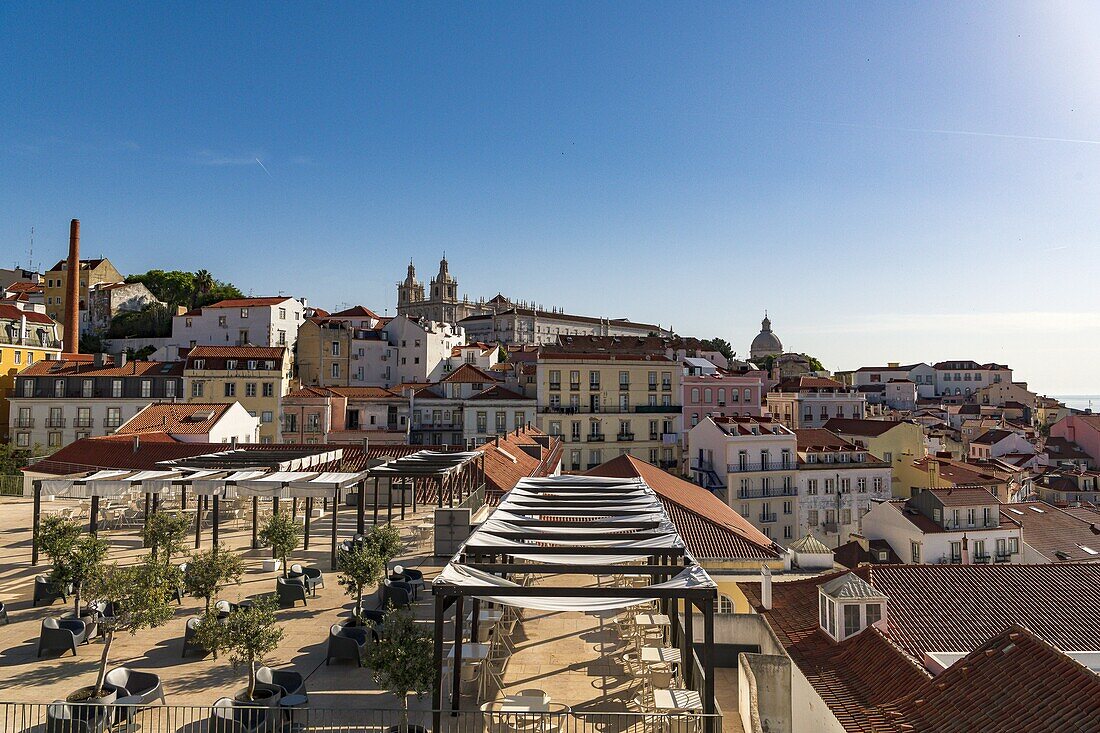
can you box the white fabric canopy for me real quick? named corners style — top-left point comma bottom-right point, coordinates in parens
top-left (287, 471), bottom-right (364, 496)
top-left (435, 564), bottom-right (714, 612)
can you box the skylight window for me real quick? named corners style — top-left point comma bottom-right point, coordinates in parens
top-left (1079, 545), bottom-right (1098, 556)
top-left (1007, 508), bottom-right (1024, 515)
top-left (1029, 506), bottom-right (1045, 513)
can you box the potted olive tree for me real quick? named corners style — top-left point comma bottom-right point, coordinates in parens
top-left (69, 557), bottom-right (176, 704)
top-left (184, 544), bottom-right (245, 613)
top-left (258, 510), bottom-right (302, 578)
top-left (195, 596), bottom-right (285, 704)
top-left (57, 535), bottom-right (109, 625)
top-left (37, 514), bottom-right (82, 601)
top-left (364, 607), bottom-right (435, 733)
top-left (362, 524), bottom-right (404, 570)
top-left (337, 542), bottom-right (384, 625)
top-left (143, 511), bottom-right (192, 565)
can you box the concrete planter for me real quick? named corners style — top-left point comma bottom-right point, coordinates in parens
top-left (261, 559), bottom-right (282, 573)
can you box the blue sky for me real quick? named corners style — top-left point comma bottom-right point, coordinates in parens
top-left (2, 2), bottom-right (1099, 393)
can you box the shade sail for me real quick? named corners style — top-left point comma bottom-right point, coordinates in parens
top-left (435, 564), bottom-right (714, 612)
top-left (287, 471), bottom-right (364, 496)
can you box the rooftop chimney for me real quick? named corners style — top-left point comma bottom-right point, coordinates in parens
top-left (761, 565), bottom-right (773, 610)
top-left (132, 434), bottom-right (140, 453)
top-left (63, 219), bottom-right (80, 355)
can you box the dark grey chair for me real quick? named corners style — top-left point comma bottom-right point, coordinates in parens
top-left (276, 578), bottom-right (308, 608)
top-left (288, 564), bottom-right (323, 595)
top-left (33, 575), bottom-right (69, 607)
top-left (182, 617), bottom-right (210, 658)
top-left (104, 667), bottom-right (165, 704)
top-left (209, 697), bottom-right (270, 733)
top-left (325, 623), bottom-right (373, 666)
top-left (45, 701), bottom-right (110, 733)
top-left (392, 566), bottom-right (425, 599)
top-left (0, 600), bottom-right (8, 624)
top-left (381, 579), bottom-right (413, 609)
top-left (39, 617), bottom-right (89, 657)
top-left (256, 665), bottom-right (306, 699)
top-left (215, 599), bottom-right (239, 620)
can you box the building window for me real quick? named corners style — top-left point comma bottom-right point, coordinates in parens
top-left (841, 508), bottom-right (851, 525)
top-left (240, 308), bottom-right (249, 318)
top-left (192, 382), bottom-right (204, 398)
top-left (48, 432), bottom-right (62, 447)
top-left (16, 433), bottom-right (29, 447)
top-left (865, 603), bottom-right (882, 627)
top-left (82, 379), bottom-right (94, 398)
top-left (225, 382), bottom-right (236, 397)
top-left (106, 407), bottom-right (121, 428)
top-left (476, 412), bottom-right (487, 433)
top-left (279, 308), bottom-right (286, 319)
top-left (843, 604), bottom-right (861, 637)
top-left (245, 383), bottom-right (257, 397)
top-left (218, 316), bottom-right (227, 327)
top-left (691, 388), bottom-right (700, 403)
top-left (718, 595), bottom-right (735, 614)
top-left (166, 381), bottom-right (177, 398)
top-left (263, 382), bottom-right (273, 397)
top-left (331, 363), bottom-right (340, 379)
top-left (808, 509), bottom-right (819, 526)
top-left (261, 411), bottom-right (273, 423)
top-left (807, 479), bottom-right (818, 495)
top-left (857, 478), bottom-right (866, 493)
top-left (54, 379), bottom-right (64, 397)
top-left (140, 380), bottom-right (151, 398)
top-left (331, 341), bottom-right (340, 356)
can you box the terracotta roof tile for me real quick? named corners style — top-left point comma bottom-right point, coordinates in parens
top-left (199, 297), bottom-right (295, 308)
top-left (586, 455), bottom-right (779, 560)
top-left (116, 403), bottom-right (237, 435)
top-left (18, 358), bottom-right (183, 377)
top-left (822, 418), bottom-right (903, 438)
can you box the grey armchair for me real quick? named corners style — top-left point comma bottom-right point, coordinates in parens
top-left (288, 564), bottom-right (324, 595)
top-left (276, 578), bottom-right (308, 608)
top-left (381, 579), bottom-right (413, 609)
top-left (33, 575), bottom-right (69, 607)
top-left (215, 600), bottom-right (239, 619)
top-left (104, 667), bottom-right (165, 704)
top-left (182, 617), bottom-right (210, 658)
top-left (392, 566), bottom-right (425, 599)
top-left (209, 697), bottom-right (270, 733)
top-left (39, 617), bottom-right (89, 657)
top-left (45, 702), bottom-right (110, 733)
top-left (256, 665), bottom-right (306, 699)
top-left (325, 623), bottom-right (374, 666)
top-left (0, 600), bottom-right (8, 624)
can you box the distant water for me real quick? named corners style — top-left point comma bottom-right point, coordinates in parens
top-left (1053, 395), bottom-right (1100, 413)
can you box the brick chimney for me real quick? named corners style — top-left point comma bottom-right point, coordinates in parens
top-left (63, 219), bottom-right (80, 355)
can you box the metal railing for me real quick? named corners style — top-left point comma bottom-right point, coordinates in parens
top-left (0, 475), bottom-right (23, 497)
top-left (738, 487), bottom-right (797, 499)
top-left (14, 418), bottom-right (34, 428)
top-left (725, 462), bottom-right (793, 473)
top-left (759, 512), bottom-right (777, 523)
top-left (0, 701), bottom-right (721, 733)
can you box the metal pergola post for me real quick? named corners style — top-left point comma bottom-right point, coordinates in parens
top-left (451, 594), bottom-right (464, 712)
top-left (251, 497), bottom-right (259, 549)
top-left (89, 495), bottom-right (100, 536)
top-left (31, 481), bottom-right (41, 566)
top-left (330, 488), bottom-right (339, 571)
top-left (304, 498), bottom-right (312, 551)
top-left (212, 494), bottom-right (220, 546)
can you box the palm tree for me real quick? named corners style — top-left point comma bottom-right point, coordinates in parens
top-left (193, 269), bottom-right (214, 308)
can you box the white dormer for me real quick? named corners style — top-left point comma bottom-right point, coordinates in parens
top-left (817, 573), bottom-right (889, 642)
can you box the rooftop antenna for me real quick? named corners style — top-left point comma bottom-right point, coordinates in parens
top-left (28, 226), bottom-right (34, 270)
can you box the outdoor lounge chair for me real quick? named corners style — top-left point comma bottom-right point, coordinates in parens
top-left (276, 578), bottom-right (308, 608)
top-left (104, 667), bottom-right (166, 704)
top-left (209, 697), bottom-right (270, 733)
top-left (325, 623), bottom-right (374, 666)
top-left (182, 617), bottom-right (210, 658)
top-left (288, 564), bottom-right (324, 594)
top-left (0, 600), bottom-right (8, 624)
top-left (38, 617), bottom-right (89, 657)
top-left (33, 575), bottom-right (69, 607)
top-left (45, 701), bottom-right (110, 733)
top-left (380, 579), bottom-right (413, 609)
top-left (391, 566), bottom-right (425, 598)
top-left (215, 600), bottom-right (239, 619)
top-left (256, 665), bottom-right (307, 699)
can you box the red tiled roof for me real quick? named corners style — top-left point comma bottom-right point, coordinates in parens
top-left (822, 418), bottom-right (902, 438)
top-left (441, 363), bottom-right (499, 384)
top-left (4, 281), bottom-right (43, 293)
top-left (1003, 501), bottom-right (1100, 563)
top-left (328, 305), bottom-right (380, 319)
top-left (795, 428), bottom-right (857, 451)
top-left (924, 486), bottom-right (1002, 507)
top-left (18, 358), bottom-right (183, 377)
top-left (834, 539), bottom-right (901, 569)
top-left (116, 403), bottom-right (237, 435)
top-left (585, 455), bottom-right (779, 561)
top-left (881, 624), bottom-right (1100, 733)
top-left (477, 429), bottom-right (561, 498)
top-left (538, 351), bottom-right (674, 362)
top-left (185, 345), bottom-right (286, 360)
top-left (284, 386), bottom-right (402, 400)
top-left (24, 434), bottom-right (217, 475)
top-left (0, 303), bottom-right (57, 325)
top-left (741, 564), bottom-right (1100, 663)
top-left (468, 385), bottom-right (531, 401)
top-left (775, 376), bottom-right (847, 392)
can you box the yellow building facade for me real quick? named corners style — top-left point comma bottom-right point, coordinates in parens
top-left (43, 258), bottom-right (123, 328)
top-left (535, 351), bottom-right (682, 471)
top-left (0, 303), bottom-right (62, 441)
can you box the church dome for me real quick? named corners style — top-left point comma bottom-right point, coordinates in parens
top-left (750, 313), bottom-right (783, 358)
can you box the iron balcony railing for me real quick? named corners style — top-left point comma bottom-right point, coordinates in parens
top-left (726, 461), bottom-right (794, 473)
top-left (759, 512), bottom-right (778, 523)
top-left (617, 432), bottom-right (635, 441)
top-left (738, 486), bottom-right (797, 499)
top-left (102, 419), bottom-right (122, 428)
top-left (45, 417), bottom-right (66, 428)
top-left (634, 405), bottom-right (680, 413)
top-left (73, 418), bottom-right (93, 427)
top-left (14, 417), bottom-right (34, 428)
top-left (586, 434), bottom-right (605, 442)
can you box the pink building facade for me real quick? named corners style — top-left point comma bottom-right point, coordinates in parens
top-left (683, 361), bottom-right (767, 431)
top-left (1050, 415), bottom-right (1100, 465)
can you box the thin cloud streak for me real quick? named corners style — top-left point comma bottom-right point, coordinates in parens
top-left (787, 311), bottom-right (1100, 336)
top-left (255, 158), bottom-right (272, 177)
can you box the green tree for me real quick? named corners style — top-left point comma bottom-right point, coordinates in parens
top-left (143, 512), bottom-right (192, 566)
top-left (361, 523), bottom-right (403, 567)
top-left (125, 270), bottom-right (197, 308)
top-left (337, 543), bottom-right (385, 623)
top-left (184, 545), bottom-right (245, 612)
top-left (364, 607), bottom-right (435, 726)
top-left (108, 302), bottom-right (173, 339)
top-left (84, 558), bottom-right (177, 697)
top-left (0, 442), bottom-right (38, 475)
top-left (78, 333), bottom-right (105, 355)
top-left (195, 596), bottom-right (284, 701)
top-left (258, 510), bottom-right (302, 578)
top-left (193, 269), bottom-right (215, 308)
top-left (55, 534), bottom-right (109, 618)
top-left (701, 337), bottom-right (735, 364)
top-left (37, 514), bottom-right (82, 564)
